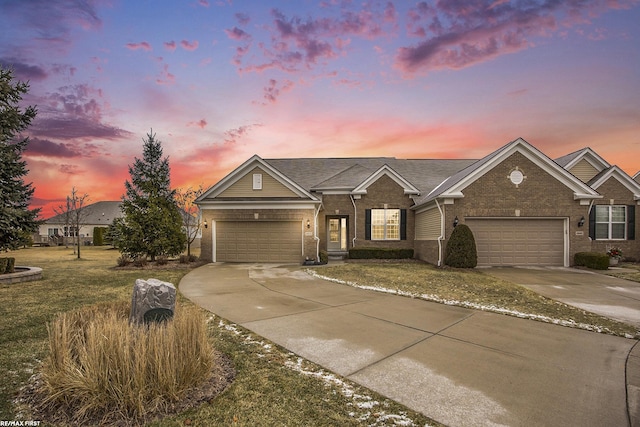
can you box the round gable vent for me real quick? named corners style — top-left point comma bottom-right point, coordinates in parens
top-left (509, 169), bottom-right (524, 185)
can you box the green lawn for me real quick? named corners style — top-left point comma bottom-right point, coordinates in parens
top-left (309, 262), bottom-right (639, 338)
top-left (2, 247), bottom-right (437, 426)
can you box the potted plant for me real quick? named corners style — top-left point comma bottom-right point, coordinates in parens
top-left (606, 247), bottom-right (623, 266)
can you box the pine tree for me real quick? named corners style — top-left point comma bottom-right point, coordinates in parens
top-left (0, 67), bottom-right (40, 251)
top-left (116, 130), bottom-right (186, 261)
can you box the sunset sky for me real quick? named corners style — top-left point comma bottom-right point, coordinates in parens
top-left (2, 0), bottom-right (639, 219)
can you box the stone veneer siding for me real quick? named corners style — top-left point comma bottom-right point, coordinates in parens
top-left (200, 207), bottom-right (317, 262)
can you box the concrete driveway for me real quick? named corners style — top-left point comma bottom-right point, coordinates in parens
top-left (179, 263), bottom-right (639, 427)
top-left (484, 266), bottom-right (640, 328)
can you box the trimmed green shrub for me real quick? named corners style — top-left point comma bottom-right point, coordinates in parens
top-left (444, 224), bottom-right (477, 268)
top-left (5, 257), bottom-right (15, 273)
top-left (93, 227), bottom-right (108, 246)
top-left (574, 252), bottom-right (609, 270)
top-left (348, 248), bottom-right (414, 259)
top-left (319, 250), bottom-right (329, 264)
top-left (0, 258), bottom-right (8, 274)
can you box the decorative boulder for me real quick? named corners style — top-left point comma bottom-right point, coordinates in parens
top-left (130, 278), bottom-right (176, 324)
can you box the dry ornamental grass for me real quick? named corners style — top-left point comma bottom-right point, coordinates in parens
top-left (33, 301), bottom-right (224, 425)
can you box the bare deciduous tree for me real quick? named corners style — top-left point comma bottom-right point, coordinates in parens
top-left (175, 184), bottom-right (204, 258)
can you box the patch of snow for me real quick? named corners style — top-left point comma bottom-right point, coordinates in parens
top-left (305, 269), bottom-right (631, 337)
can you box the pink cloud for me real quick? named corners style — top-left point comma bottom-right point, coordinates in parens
top-left (156, 64), bottom-right (176, 85)
top-left (198, 0), bottom-right (210, 7)
top-left (187, 119), bottom-right (208, 129)
top-left (125, 41), bottom-right (152, 51)
top-left (225, 27), bottom-right (251, 41)
top-left (164, 41), bottom-right (177, 51)
top-left (260, 78), bottom-right (295, 104)
top-left (180, 40), bottom-right (199, 51)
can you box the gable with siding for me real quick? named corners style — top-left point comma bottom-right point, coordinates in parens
top-left (569, 159), bottom-right (600, 183)
top-left (218, 166), bottom-right (300, 198)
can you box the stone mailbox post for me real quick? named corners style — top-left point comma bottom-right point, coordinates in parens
top-left (130, 278), bottom-right (176, 324)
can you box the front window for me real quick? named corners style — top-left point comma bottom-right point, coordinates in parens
top-left (371, 208), bottom-right (400, 240)
top-left (595, 205), bottom-right (626, 240)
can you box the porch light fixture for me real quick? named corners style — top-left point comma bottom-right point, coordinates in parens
top-left (306, 219), bottom-right (311, 229)
top-left (453, 216), bottom-right (459, 227)
top-left (578, 216), bottom-right (585, 227)
top-left (203, 220), bottom-right (208, 229)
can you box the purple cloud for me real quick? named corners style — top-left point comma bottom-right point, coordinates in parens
top-left (225, 27), bottom-right (252, 41)
top-left (31, 117), bottom-right (130, 140)
top-left (25, 137), bottom-right (82, 157)
top-left (126, 41), bottom-right (152, 51)
top-left (395, 0), bottom-right (638, 75)
top-left (164, 41), bottom-right (177, 51)
top-left (235, 12), bottom-right (250, 25)
top-left (0, 58), bottom-right (48, 80)
top-left (1, 0), bottom-right (102, 43)
top-left (230, 3), bottom-right (396, 75)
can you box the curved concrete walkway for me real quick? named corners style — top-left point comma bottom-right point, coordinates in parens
top-left (180, 263), bottom-right (639, 427)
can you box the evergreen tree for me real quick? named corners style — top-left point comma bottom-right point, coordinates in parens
top-left (116, 130), bottom-right (186, 261)
top-left (444, 224), bottom-right (478, 268)
top-left (0, 67), bottom-right (40, 251)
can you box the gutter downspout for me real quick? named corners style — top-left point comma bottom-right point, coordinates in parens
top-left (435, 198), bottom-right (444, 267)
top-left (350, 194), bottom-right (357, 248)
top-left (314, 203), bottom-right (321, 262)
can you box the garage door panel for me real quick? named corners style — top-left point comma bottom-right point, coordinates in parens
top-left (466, 219), bottom-right (564, 266)
top-left (217, 221), bottom-right (302, 263)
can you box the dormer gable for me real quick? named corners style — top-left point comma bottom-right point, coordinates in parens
top-left (634, 171), bottom-right (640, 184)
top-left (351, 164), bottom-right (420, 196)
top-left (555, 148), bottom-right (610, 183)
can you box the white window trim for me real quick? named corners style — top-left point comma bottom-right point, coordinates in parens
top-left (371, 208), bottom-right (400, 241)
top-left (252, 173), bottom-right (263, 190)
top-left (595, 205), bottom-right (627, 240)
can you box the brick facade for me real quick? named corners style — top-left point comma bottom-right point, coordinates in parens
top-left (198, 145), bottom-right (639, 265)
top-left (351, 174), bottom-right (415, 250)
top-left (415, 152), bottom-right (593, 265)
top-left (591, 178), bottom-right (639, 261)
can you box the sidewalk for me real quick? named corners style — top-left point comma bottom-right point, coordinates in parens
top-left (180, 263), bottom-right (638, 427)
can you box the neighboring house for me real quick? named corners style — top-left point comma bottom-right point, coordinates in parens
top-left (36, 201), bottom-right (122, 246)
top-left (195, 138), bottom-right (639, 266)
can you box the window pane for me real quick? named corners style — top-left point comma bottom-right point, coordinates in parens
top-left (611, 206), bottom-right (626, 222)
top-left (595, 206), bottom-right (609, 222)
top-left (386, 224), bottom-right (399, 240)
top-left (372, 209), bottom-right (385, 225)
top-left (595, 224), bottom-right (609, 239)
top-left (372, 225), bottom-right (385, 240)
top-left (611, 223), bottom-right (626, 239)
top-left (387, 209), bottom-right (399, 225)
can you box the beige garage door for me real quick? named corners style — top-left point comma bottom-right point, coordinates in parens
top-left (216, 221), bottom-right (302, 262)
top-left (465, 219), bottom-right (565, 266)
